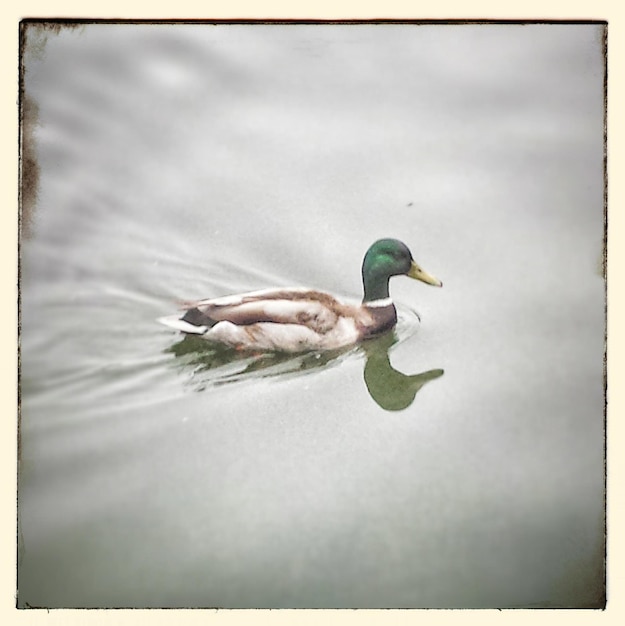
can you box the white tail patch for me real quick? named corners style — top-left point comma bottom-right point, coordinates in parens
top-left (157, 315), bottom-right (208, 335)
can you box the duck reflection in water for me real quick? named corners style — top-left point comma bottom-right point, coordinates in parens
top-left (166, 329), bottom-right (443, 412)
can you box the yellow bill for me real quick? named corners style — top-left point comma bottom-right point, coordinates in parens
top-left (407, 260), bottom-right (443, 287)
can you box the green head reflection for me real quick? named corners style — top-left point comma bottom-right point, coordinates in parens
top-left (361, 332), bottom-right (444, 411)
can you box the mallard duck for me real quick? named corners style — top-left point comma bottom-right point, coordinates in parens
top-left (158, 238), bottom-right (442, 353)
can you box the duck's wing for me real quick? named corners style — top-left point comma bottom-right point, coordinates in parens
top-left (174, 288), bottom-right (356, 334)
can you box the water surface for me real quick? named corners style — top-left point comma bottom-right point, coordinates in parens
top-left (19, 23), bottom-right (605, 608)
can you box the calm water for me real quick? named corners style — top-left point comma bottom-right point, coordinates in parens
top-left (19, 23), bottom-right (605, 608)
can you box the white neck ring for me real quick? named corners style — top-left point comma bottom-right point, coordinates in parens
top-left (365, 297), bottom-right (394, 308)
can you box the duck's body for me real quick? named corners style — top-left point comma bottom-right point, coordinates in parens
top-left (158, 239), bottom-right (441, 353)
top-left (159, 287), bottom-right (398, 352)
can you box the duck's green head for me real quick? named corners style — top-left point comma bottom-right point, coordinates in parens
top-left (362, 238), bottom-right (442, 303)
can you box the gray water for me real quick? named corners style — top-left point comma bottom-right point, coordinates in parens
top-left (19, 23), bottom-right (605, 609)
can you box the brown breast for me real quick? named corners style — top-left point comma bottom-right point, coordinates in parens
top-left (358, 304), bottom-right (398, 339)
